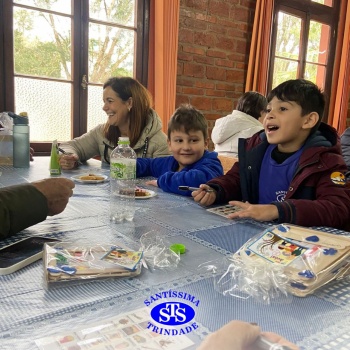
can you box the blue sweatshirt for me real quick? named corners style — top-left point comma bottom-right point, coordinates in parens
top-left (136, 150), bottom-right (223, 196)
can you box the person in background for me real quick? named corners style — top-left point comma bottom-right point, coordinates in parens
top-left (197, 320), bottom-right (299, 350)
top-left (211, 91), bottom-right (267, 157)
top-left (137, 104), bottom-right (223, 196)
top-left (341, 127), bottom-right (350, 171)
top-left (59, 77), bottom-right (170, 169)
top-left (193, 79), bottom-right (350, 230)
top-left (0, 178), bottom-right (74, 239)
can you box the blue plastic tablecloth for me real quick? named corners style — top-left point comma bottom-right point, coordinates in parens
top-left (1, 158), bottom-right (350, 350)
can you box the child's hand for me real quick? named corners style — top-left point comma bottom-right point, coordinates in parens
top-left (227, 201), bottom-right (279, 221)
top-left (192, 185), bottom-right (216, 206)
top-left (145, 180), bottom-right (158, 187)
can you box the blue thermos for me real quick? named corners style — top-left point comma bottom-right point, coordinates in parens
top-left (8, 112), bottom-right (30, 168)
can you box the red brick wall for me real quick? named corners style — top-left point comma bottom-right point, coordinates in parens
top-left (176, 0), bottom-right (256, 150)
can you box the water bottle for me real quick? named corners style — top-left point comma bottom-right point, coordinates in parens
top-left (110, 137), bottom-right (137, 222)
top-left (8, 112), bottom-right (30, 168)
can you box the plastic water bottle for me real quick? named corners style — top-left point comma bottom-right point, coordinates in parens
top-left (110, 137), bottom-right (137, 222)
top-left (8, 112), bottom-right (30, 168)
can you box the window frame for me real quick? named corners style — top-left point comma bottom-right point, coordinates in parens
top-left (268, 0), bottom-right (340, 120)
top-left (0, 0), bottom-right (150, 154)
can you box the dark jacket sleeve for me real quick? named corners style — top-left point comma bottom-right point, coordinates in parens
top-left (0, 184), bottom-right (48, 239)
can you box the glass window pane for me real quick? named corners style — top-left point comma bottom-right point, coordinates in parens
top-left (275, 12), bottom-right (302, 60)
top-left (89, 0), bottom-right (135, 26)
top-left (15, 78), bottom-right (71, 141)
top-left (305, 63), bottom-right (326, 90)
top-left (88, 23), bottom-right (134, 83)
top-left (13, 0), bottom-right (72, 15)
top-left (87, 85), bottom-right (106, 132)
top-left (307, 21), bottom-right (329, 65)
top-left (272, 58), bottom-right (298, 88)
top-left (311, 0), bottom-right (333, 7)
top-left (13, 8), bottom-right (72, 79)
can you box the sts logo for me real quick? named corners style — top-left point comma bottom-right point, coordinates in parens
top-left (151, 302), bottom-right (195, 326)
top-left (144, 290), bottom-right (200, 336)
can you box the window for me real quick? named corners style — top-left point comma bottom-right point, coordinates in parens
top-left (0, 0), bottom-right (149, 154)
top-left (268, 0), bottom-right (340, 119)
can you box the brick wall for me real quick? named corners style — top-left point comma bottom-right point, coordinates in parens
top-left (176, 0), bottom-right (256, 150)
top-left (176, 0), bottom-right (350, 141)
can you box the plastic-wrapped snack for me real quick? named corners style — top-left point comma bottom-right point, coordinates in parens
top-left (43, 242), bottom-right (143, 286)
top-left (234, 224), bottom-right (350, 297)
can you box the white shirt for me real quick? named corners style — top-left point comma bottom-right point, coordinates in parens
top-left (211, 110), bottom-right (264, 157)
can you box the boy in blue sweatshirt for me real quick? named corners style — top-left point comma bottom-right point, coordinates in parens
top-left (136, 104), bottom-right (223, 196)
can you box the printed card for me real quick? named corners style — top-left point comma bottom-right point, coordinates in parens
top-left (45, 244), bottom-right (143, 283)
top-left (35, 307), bottom-right (194, 350)
top-left (101, 247), bottom-right (143, 271)
top-left (206, 205), bottom-right (242, 218)
top-left (247, 230), bottom-right (309, 266)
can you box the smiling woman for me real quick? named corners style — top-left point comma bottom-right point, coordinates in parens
top-left (58, 76), bottom-right (170, 169)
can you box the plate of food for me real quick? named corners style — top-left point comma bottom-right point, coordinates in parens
top-left (71, 173), bottom-right (108, 184)
top-left (135, 188), bottom-right (157, 199)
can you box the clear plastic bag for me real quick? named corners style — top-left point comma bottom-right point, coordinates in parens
top-left (200, 224), bottom-right (350, 303)
top-left (44, 241), bottom-right (143, 287)
top-left (140, 230), bottom-right (181, 270)
top-left (199, 254), bottom-right (291, 304)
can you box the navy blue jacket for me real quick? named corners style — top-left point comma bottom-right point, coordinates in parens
top-left (137, 150), bottom-right (223, 196)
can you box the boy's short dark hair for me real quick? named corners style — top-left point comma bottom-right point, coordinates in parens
top-left (267, 79), bottom-right (325, 133)
top-left (167, 104), bottom-right (208, 139)
top-left (236, 91), bottom-right (267, 120)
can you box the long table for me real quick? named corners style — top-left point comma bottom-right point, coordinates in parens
top-left (1, 157), bottom-right (350, 350)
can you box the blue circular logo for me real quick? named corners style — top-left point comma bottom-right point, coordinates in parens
top-left (150, 302), bottom-right (195, 326)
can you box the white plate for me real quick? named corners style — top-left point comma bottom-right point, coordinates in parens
top-left (71, 174), bottom-right (108, 184)
top-left (135, 189), bottom-right (157, 199)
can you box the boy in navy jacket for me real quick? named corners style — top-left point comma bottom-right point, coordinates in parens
top-left (137, 104), bottom-right (223, 196)
top-left (193, 79), bottom-right (350, 230)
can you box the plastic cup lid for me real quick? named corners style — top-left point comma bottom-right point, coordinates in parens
top-left (170, 243), bottom-right (186, 254)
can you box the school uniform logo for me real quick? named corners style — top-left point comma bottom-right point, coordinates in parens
top-left (144, 290), bottom-right (200, 336)
top-left (330, 172), bottom-right (346, 186)
top-left (276, 190), bottom-right (287, 202)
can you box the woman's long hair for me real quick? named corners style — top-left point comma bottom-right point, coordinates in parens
top-left (103, 77), bottom-right (152, 147)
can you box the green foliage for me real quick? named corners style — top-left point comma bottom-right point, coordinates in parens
top-left (14, 0), bottom-right (135, 81)
top-left (272, 11), bottom-right (325, 88)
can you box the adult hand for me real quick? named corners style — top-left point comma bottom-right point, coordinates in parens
top-left (32, 178), bottom-right (75, 216)
top-left (59, 153), bottom-right (79, 170)
top-left (197, 321), bottom-right (299, 350)
top-left (192, 184), bottom-right (216, 206)
top-left (227, 201), bottom-right (279, 222)
top-left (261, 331), bottom-right (299, 350)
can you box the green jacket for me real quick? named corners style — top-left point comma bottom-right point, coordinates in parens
top-left (0, 184), bottom-right (48, 239)
top-left (60, 109), bottom-right (170, 165)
